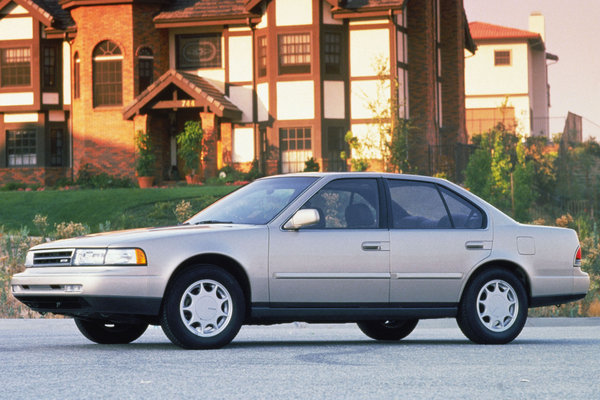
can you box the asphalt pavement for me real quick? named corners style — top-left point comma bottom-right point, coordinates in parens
top-left (1, 318), bottom-right (599, 399)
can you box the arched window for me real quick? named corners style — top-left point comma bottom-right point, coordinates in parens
top-left (73, 52), bottom-right (80, 99)
top-left (137, 46), bottom-right (153, 94)
top-left (93, 40), bottom-right (122, 107)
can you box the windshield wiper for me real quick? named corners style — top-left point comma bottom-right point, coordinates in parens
top-left (194, 220), bottom-right (233, 225)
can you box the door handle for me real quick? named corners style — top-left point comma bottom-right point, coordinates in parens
top-left (465, 241), bottom-right (490, 250)
top-left (361, 241), bottom-right (389, 251)
top-left (362, 244), bottom-right (381, 251)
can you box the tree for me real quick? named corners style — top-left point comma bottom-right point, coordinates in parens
top-left (464, 124), bottom-right (536, 221)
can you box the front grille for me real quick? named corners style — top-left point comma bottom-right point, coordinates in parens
top-left (32, 249), bottom-right (74, 266)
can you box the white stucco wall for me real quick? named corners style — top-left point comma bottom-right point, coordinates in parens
top-left (3, 113), bottom-right (38, 123)
top-left (324, 80), bottom-right (345, 119)
top-left (0, 17), bottom-right (33, 40)
top-left (276, 0), bottom-right (312, 26)
top-left (229, 85), bottom-right (253, 123)
top-left (62, 41), bottom-right (71, 105)
top-left (257, 82), bottom-right (269, 122)
top-left (0, 92), bottom-right (34, 106)
top-left (465, 42), bottom-right (529, 96)
top-left (277, 81), bottom-right (314, 120)
top-left (349, 29), bottom-right (390, 77)
top-left (350, 79), bottom-right (389, 120)
top-left (233, 127), bottom-right (254, 162)
top-left (228, 35), bottom-right (252, 82)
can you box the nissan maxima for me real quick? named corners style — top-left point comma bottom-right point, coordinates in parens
top-left (11, 173), bottom-right (590, 348)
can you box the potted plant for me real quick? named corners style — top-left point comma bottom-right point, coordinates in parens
top-left (135, 130), bottom-right (156, 188)
top-left (177, 120), bottom-right (204, 184)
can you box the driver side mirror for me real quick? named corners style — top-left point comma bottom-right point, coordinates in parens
top-left (283, 209), bottom-right (320, 230)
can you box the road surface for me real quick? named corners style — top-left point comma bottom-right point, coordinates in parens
top-left (1, 318), bottom-right (599, 399)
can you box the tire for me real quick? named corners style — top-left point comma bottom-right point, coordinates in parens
top-left (160, 265), bottom-right (245, 349)
top-left (357, 319), bottom-right (419, 341)
top-left (74, 318), bottom-right (148, 344)
top-left (457, 268), bottom-right (528, 344)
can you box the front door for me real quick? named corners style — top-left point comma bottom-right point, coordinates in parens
top-left (269, 178), bottom-right (390, 304)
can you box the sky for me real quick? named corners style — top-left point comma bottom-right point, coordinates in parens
top-left (463, 0), bottom-right (600, 140)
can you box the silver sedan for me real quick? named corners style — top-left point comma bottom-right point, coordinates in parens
top-left (11, 173), bottom-right (590, 348)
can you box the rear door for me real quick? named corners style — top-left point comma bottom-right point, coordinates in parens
top-left (386, 179), bottom-right (492, 304)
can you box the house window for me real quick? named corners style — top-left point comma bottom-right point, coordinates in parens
top-left (6, 129), bottom-right (36, 166)
top-left (326, 126), bottom-right (347, 172)
top-left (494, 50), bottom-right (511, 66)
top-left (43, 46), bottom-right (57, 89)
top-left (138, 47), bottom-right (154, 93)
top-left (280, 127), bottom-right (312, 173)
top-left (93, 40), bottom-right (123, 107)
top-left (49, 128), bottom-right (65, 167)
top-left (177, 34), bottom-right (222, 69)
top-left (324, 32), bottom-right (341, 74)
top-left (1, 47), bottom-right (31, 87)
top-left (73, 52), bottom-right (80, 99)
top-left (257, 36), bottom-right (267, 77)
top-left (278, 33), bottom-right (311, 74)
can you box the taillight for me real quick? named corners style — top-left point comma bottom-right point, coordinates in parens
top-left (574, 247), bottom-right (582, 267)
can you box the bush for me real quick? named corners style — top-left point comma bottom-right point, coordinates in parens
top-left (76, 164), bottom-right (134, 189)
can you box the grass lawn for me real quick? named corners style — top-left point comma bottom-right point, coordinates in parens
top-left (0, 185), bottom-right (237, 233)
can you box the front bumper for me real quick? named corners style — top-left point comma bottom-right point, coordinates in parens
top-left (10, 266), bottom-right (161, 318)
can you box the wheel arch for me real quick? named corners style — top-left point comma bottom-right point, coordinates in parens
top-left (160, 253), bottom-right (252, 321)
top-left (461, 260), bottom-right (532, 305)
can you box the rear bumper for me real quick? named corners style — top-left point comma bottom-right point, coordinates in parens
top-left (530, 293), bottom-right (588, 308)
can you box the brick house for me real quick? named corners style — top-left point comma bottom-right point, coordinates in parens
top-left (0, 0), bottom-right (475, 185)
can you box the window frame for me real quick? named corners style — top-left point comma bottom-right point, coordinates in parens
top-left (323, 31), bottom-right (342, 75)
top-left (137, 46), bottom-right (154, 94)
top-left (257, 35), bottom-right (267, 78)
top-left (93, 40), bottom-right (123, 107)
top-left (278, 32), bottom-right (311, 75)
top-left (299, 178), bottom-right (385, 230)
top-left (384, 179), bottom-right (487, 230)
top-left (176, 34), bottom-right (222, 69)
top-left (6, 128), bottom-right (37, 167)
top-left (0, 47), bottom-right (31, 88)
top-left (42, 44), bottom-right (58, 90)
top-left (494, 50), bottom-right (511, 66)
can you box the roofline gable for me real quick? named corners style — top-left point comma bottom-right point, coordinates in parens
top-left (0, 0), bottom-right (54, 27)
top-left (123, 69), bottom-right (242, 121)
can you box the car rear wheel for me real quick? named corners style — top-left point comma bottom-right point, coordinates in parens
top-left (357, 319), bottom-right (419, 341)
top-left (160, 265), bottom-right (245, 349)
top-left (457, 268), bottom-right (528, 344)
top-left (74, 318), bottom-right (148, 344)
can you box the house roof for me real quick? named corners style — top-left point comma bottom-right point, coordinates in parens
top-left (469, 21), bottom-right (541, 41)
top-left (0, 0), bottom-right (74, 29)
top-left (123, 69), bottom-right (243, 121)
top-left (155, 0), bottom-right (407, 26)
top-left (154, 0), bottom-right (260, 27)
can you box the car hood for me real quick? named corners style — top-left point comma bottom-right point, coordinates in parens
top-left (30, 224), bottom-right (260, 250)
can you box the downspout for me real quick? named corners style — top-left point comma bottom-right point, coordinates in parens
top-left (64, 32), bottom-right (75, 182)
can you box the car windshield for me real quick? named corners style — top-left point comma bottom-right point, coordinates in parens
top-left (187, 176), bottom-right (319, 225)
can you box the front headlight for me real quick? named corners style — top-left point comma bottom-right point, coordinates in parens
top-left (72, 248), bottom-right (147, 266)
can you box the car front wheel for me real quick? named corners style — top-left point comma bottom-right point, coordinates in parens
top-left (160, 265), bottom-right (245, 349)
top-left (457, 268), bottom-right (528, 344)
top-left (357, 319), bottom-right (419, 341)
top-left (74, 318), bottom-right (148, 344)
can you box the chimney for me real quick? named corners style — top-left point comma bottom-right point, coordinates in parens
top-left (529, 12), bottom-right (545, 43)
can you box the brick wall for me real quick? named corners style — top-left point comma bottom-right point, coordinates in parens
top-left (69, 3), bottom-right (166, 180)
top-left (0, 167), bottom-right (68, 186)
top-left (406, 0), bottom-right (437, 174)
